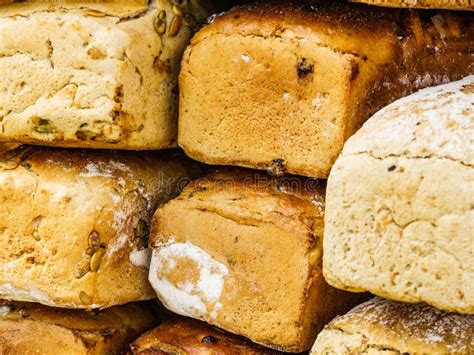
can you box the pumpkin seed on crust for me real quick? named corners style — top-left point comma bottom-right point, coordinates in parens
top-left (168, 16), bottom-right (182, 37)
top-left (90, 247), bottom-right (106, 272)
top-left (85, 10), bottom-right (106, 17)
top-left (184, 13), bottom-right (198, 28)
top-left (33, 118), bottom-right (56, 134)
top-left (74, 256), bottom-right (91, 279)
top-left (172, 4), bottom-right (183, 17)
top-left (154, 17), bottom-right (167, 35)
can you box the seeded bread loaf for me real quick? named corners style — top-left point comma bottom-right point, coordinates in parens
top-left (0, 300), bottom-right (158, 354)
top-left (0, 145), bottom-right (198, 309)
top-left (349, 0), bottom-right (473, 10)
top-left (311, 297), bottom-right (474, 354)
top-left (131, 317), bottom-right (279, 354)
top-left (323, 76), bottom-right (474, 314)
top-left (0, 0), bottom-right (211, 149)
top-left (178, 1), bottom-right (474, 178)
top-left (148, 170), bottom-right (368, 352)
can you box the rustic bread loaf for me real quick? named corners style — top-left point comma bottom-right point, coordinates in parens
top-left (0, 0), bottom-right (211, 149)
top-left (131, 317), bottom-right (279, 354)
top-left (350, 0), bottom-right (473, 10)
top-left (178, 1), bottom-right (474, 178)
top-left (323, 76), bottom-right (474, 314)
top-left (311, 297), bottom-right (474, 354)
top-left (0, 300), bottom-right (157, 354)
top-left (148, 170), bottom-right (368, 352)
top-left (0, 145), bottom-right (198, 309)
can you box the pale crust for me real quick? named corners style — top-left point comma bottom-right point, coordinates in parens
top-left (131, 317), bottom-right (279, 354)
top-left (323, 76), bottom-right (474, 314)
top-left (178, 1), bottom-right (474, 177)
top-left (311, 297), bottom-right (474, 354)
top-left (350, 0), bottom-right (473, 10)
top-left (148, 170), bottom-right (368, 352)
top-left (0, 300), bottom-right (157, 354)
top-left (0, 144), bottom-right (197, 309)
top-left (0, 0), bottom-right (211, 149)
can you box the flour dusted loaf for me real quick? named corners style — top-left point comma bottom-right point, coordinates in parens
top-left (131, 317), bottom-right (279, 354)
top-left (0, 0), bottom-right (211, 149)
top-left (350, 0), bottom-right (473, 10)
top-left (0, 300), bottom-right (157, 354)
top-left (0, 145), bottom-right (197, 309)
top-left (323, 76), bottom-right (474, 314)
top-left (148, 170), bottom-right (367, 352)
top-left (311, 297), bottom-right (474, 354)
top-left (178, 1), bottom-right (474, 178)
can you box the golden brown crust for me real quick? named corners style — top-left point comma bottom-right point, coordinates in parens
top-left (350, 0), bottom-right (473, 11)
top-left (0, 0), bottom-right (212, 150)
top-left (0, 0), bottom-right (148, 17)
top-left (198, 1), bottom-right (473, 62)
top-left (195, 1), bottom-right (402, 65)
top-left (0, 300), bottom-right (158, 354)
top-left (131, 318), bottom-right (279, 354)
top-left (0, 143), bottom-right (19, 154)
top-left (150, 169), bottom-right (326, 248)
top-left (148, 169), bottom-right (367, 352)
top-left (179, 1), bottom-right (474, 178)
top-left (0, 145), bottom-right (199, 309)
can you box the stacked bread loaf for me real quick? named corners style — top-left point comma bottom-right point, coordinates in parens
top-left (0, 0), bottom-right (472, 353)
top-left (0, 0), bottom-right (213, 352)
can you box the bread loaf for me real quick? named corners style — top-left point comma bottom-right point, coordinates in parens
top-left (0, 300), bottom-right (157, 354)
top-left (311, 297), bottom-right (474, 354)
top-left (350, 0), bottom-right (473, 10)
top-left (323, 76), bottom-right (474, 314)
top-left (178, 1), bottom-right (474, 178)
top-left (148, 170), bottom-right (368, 352)
top-left (0, 145), bottom-right (198, 309)
top-left (131, 317), bottom-right (279, 354)
top-left (0, 0), bottom-right (211, 149)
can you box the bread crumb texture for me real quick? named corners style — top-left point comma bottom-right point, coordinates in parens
top-left (323, 76), bottom-right (474, 314)
top-left (0, 0), bottom-right (210, 149)
top-left (311, 297), bottom-right (474, 354)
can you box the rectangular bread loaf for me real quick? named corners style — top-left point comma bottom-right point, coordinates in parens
top-left (0, 144), bottom-right (198, 309)
top-left (0, 0), bottom-right (211, 149)
top-left (131, 317), bottom-right (279, 354)
top-left (148, 170), bottom-right (367, 352)
top-left (178, 1), bottom-right (474, 178)
top-left (0, 300), bottom-right (157, 354)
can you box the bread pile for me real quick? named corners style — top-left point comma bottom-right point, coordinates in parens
top-left (0, 0), bottom-right (472, 353)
